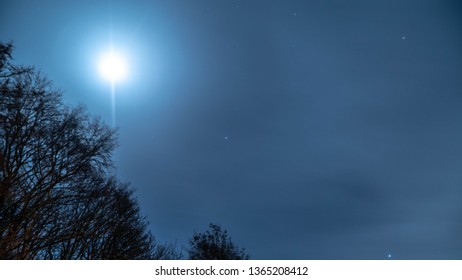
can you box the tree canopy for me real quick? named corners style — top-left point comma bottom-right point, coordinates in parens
top-left (188, 223), bottom-right (249, 260)
top-left (0, 43), bottom-right (176, 259)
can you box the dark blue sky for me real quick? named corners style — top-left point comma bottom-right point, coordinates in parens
top-left (1, 0), bottom-right (462, 259)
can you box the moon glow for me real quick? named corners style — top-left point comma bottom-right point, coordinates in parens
top-left (99, 51), bottom-right (127, 82)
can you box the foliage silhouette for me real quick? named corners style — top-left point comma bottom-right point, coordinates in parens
top-left (188, 223), bottom-right (249, 260)
top-left (0, 43), bottom-right (178, 259)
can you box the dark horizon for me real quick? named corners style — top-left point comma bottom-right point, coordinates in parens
top-left (1, 0), bottom-right (462, 259)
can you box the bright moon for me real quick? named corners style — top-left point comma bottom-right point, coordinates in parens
top-left (99, 51), bottom-right (127, 82)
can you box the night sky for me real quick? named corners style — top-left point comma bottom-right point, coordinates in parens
top-left (1, 0), bottom-right (462, 259)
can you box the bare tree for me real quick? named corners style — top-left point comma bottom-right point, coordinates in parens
top-left (0, 43), bottom-right (175, 259)
top-left (188, 223), bottom-right (249, 260)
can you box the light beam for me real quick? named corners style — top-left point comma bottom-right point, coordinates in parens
top-left (99, 49), bottom-right (127, 127)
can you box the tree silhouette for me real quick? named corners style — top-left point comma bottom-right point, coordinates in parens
top-left (0, 43), bottom-right (176, 259)
top-left (188, 223), bottom-right (249, 260)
